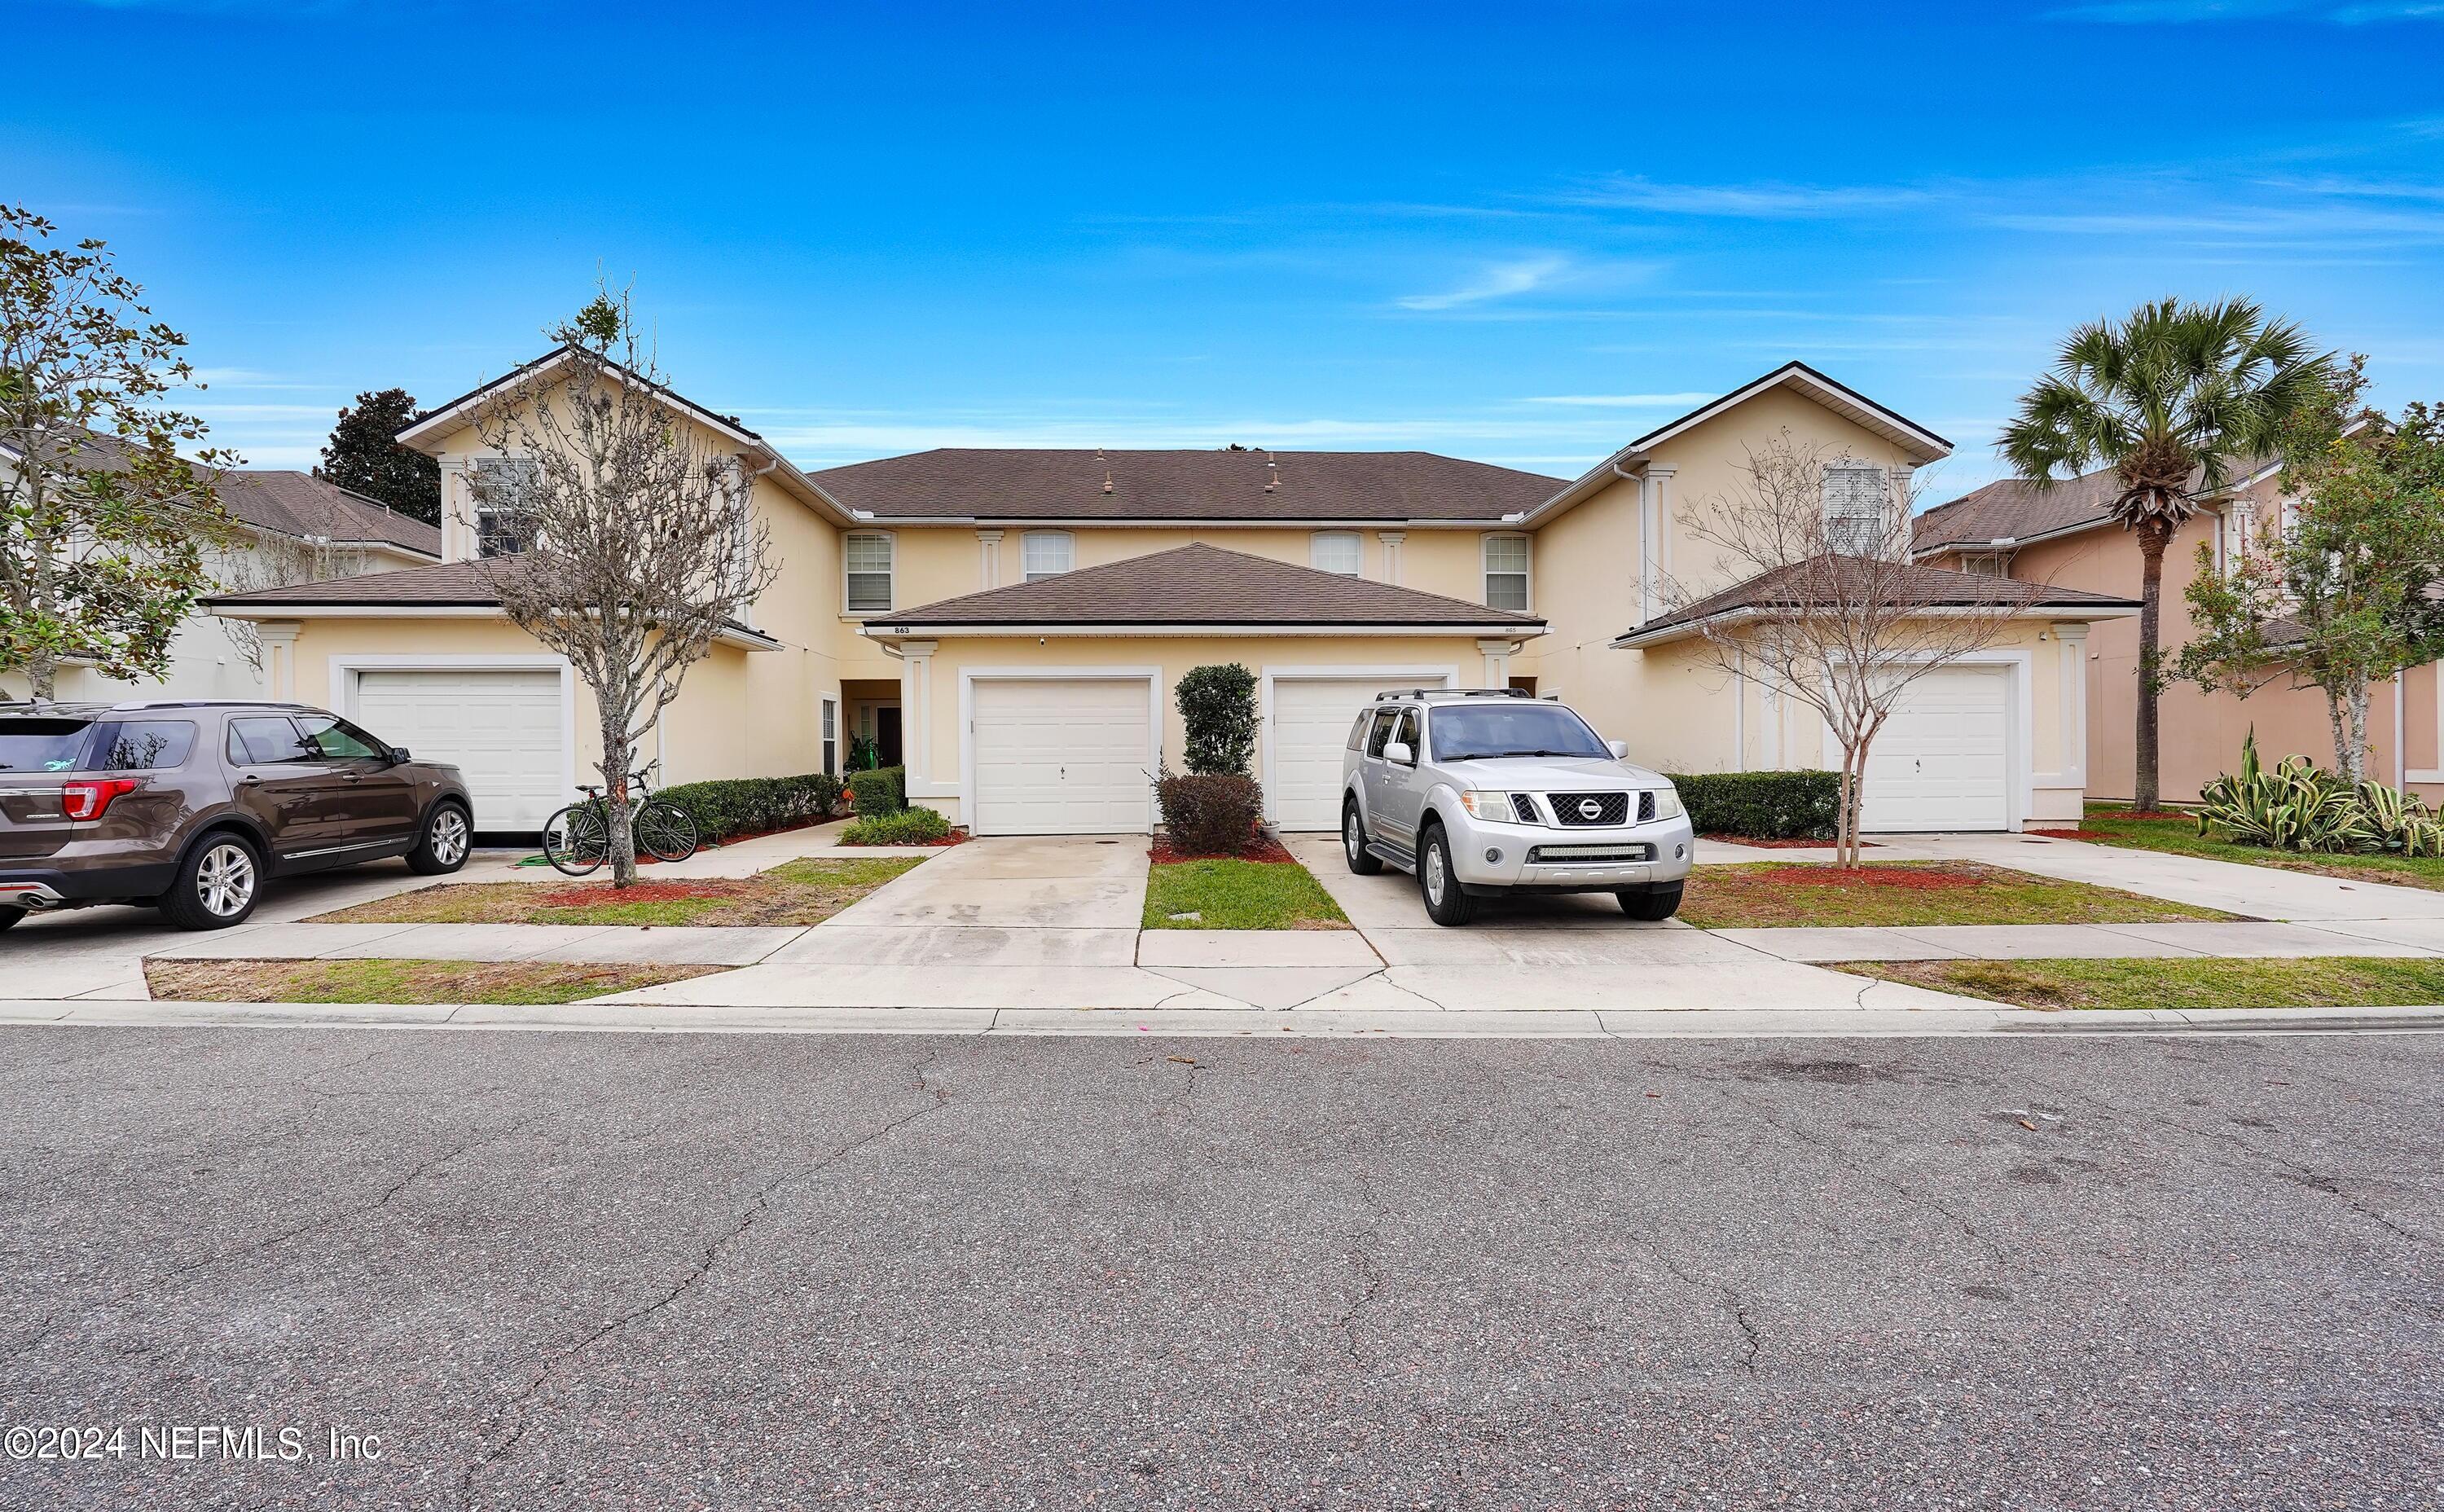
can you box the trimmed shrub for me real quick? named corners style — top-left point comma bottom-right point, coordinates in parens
top-left (846, 766), bottom-right (906, 817)
top-left (1157, 771), bottom-right (1264, 856)
top-left (1176, 662), bottom-right (1259, 776)
top-left (842, 806), bottom-right (952, 845)
top-left (657, 771), bottom-right (843, 846)
top-left (1667, 770), bottom-right (1842, 841)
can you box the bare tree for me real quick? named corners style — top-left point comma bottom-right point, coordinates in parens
top-left (466, 289), bottom-right (776, 886)
top-left (1661, 433), bottom-right (2029, 865)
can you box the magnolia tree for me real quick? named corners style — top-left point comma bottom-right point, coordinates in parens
top-left (2180, 382), bottom-right (2444, 782)
top-left (1661, 433), bottom-right (2027, 866)
top-left (467, 290), bottom-right (776, 886)
top-left (0, 204), bottom-right (232, 699)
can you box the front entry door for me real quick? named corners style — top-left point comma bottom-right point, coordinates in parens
top-left (877, 707), bottom-right (903, 768)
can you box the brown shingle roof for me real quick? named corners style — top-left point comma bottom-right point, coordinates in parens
top-left (811, 449), bottom-right (1562, 523)
top-left (204, 555), bottom-right (521, 608)
top-left (1614, 555), bottom-right (2140, 645)
top-left (1912, 455), bottom-right (2279, 554)
top-left (865, 543), bottom-right (1544, 629)
top-left (5, 427), bottom-right (439, 557)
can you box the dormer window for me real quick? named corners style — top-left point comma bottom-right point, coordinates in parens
top-left (1822, 463), bottom-right (1890, 556)
top-left (471, 459), bottom-right (538, 558)
top-left (1021, 530), bottom-right (1074, 582)
top-left (1310, 531), bottom-right (1361, 575)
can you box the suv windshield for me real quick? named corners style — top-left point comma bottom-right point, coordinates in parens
top-left (1428, 703), bottom-right (1611, 763)
top-left (0, 719), bottom-right (95, 772)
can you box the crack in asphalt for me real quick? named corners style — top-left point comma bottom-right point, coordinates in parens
top-left (0, 1106), bottom-right (551, 1365)
top-left (1334, 1167), bottom-right (1395, 1365)
top-left (2019, 1069), bottom-right (2434, 1248)
top-left (453, 1047), bottom-right (965, 1510)
top-left (1610, 1221), bottom-right (1763, 1374)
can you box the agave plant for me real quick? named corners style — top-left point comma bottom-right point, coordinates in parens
top-left (2200, 732), bottom-right (2439, 855)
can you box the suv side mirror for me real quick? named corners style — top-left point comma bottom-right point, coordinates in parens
top-left (1607, 739), bottom-right (1629, 760)
top-left (1382, 740), bottom-right (1414, 767)
top-left (387, 745), bottom-right (411, 764)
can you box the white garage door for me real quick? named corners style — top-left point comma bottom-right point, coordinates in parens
top-left (1856, 666), bottom-right (2011, 833)
top-left (351, 668), bottom-right (565, 832)
top-left (1268, 677), bottom-right (1440, 830)
top-left (971, 679), bottom-right (1152, 835)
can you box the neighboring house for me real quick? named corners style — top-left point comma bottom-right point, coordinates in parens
top-left (1912, 454), bottom-right (2442, 807)
top-left (0, 431), bottom-right (441, 705)
top-left (204, 354), bottom-right (2139, 836)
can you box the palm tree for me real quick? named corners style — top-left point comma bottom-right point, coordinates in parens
top-left (2000, 297), bottom-right (2335, 812)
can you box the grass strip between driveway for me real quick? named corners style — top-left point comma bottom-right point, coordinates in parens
top-left (1834, 955), bottom-right (2444, 1012)
top-left (1143, 858), bottom-right (1352, 930)
top-left (145, 957), bottom-right (727, 1006)
top-left (2062, 807), bottom-right (2444, 894)
top-left (310, 856), bottom-right (925, 927)
top-left (1677, 860), bottom-right (2236, 930)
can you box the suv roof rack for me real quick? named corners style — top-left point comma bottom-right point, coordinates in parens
top-left (1373, 687), bottom-right (1532, 702)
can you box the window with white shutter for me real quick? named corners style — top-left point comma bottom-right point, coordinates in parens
top-left (1822, 464), bottom-right (1889, 556)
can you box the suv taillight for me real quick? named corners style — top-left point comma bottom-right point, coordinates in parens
top-left (61, 778), bottom-right (140, 821)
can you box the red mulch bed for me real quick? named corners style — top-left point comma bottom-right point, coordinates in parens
top-left (2026, 829), bottom-right (2116, 841)
top-left (2115, 811), bottom-right (2193, 822)
top-left (1150, 835), bottom-right (1298, 865)
top-left (838, 830), bottom-right (971, 848)
top-left (1703, 834), bottom-right (1871, 849)
top-left (1747, 864), bottom-right (1989, 890)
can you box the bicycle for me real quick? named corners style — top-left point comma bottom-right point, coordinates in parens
top-left (540, 767), bottom-right (700, 877)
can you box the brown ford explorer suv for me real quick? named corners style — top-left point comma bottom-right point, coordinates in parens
top-left (0, 701), bottom-right (474, 932)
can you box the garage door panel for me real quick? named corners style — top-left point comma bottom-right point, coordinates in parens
top-left (1268, 678), bottom-right (1435, 831)
top-left (973, 679), bottom-right (1151, 835)
top-left (352, 668), bottom-right (564, 832)
top-left (1855, 666), bottom-right (2011, 833)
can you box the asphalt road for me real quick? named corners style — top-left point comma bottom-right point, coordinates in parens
top-left (0, 1026), bottom-right (2437, 1511)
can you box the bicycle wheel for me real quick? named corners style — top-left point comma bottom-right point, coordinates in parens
top-left (635, 800), bottom-right (699, 862)
top-left (542, 802), bottom-right (609, 877)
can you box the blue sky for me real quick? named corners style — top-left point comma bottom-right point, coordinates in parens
top-left (10, 1), bottom-right (2443, 502)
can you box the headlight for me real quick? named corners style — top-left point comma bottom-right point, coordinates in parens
top-left (1458, 790), bottom-right (1516, 821)
top-left (1648, 786), bottom-right (1683, 821)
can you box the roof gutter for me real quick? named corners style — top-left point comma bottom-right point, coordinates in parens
top-left (1610, 600), bottom-right (2142, 650)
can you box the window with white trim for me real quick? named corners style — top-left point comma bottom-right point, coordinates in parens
top-left (1483, 534), bottom-right (1530, 613)
top-left (1822, 464), bottom-right (1889, 556)
top-left (471, 459), bottom-right (538, 559)
top-left (1020, 530), bottom-right (1074, 582)
top-left (844, 531), bottom-right (895, 613)
top-left (820, 695), bottom-right (839, 777)
top-left (1310, 530), bottom-right (1361, 575)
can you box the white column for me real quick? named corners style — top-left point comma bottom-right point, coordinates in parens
top-left (1476, 638), bottom-right (1513, 689)
top-left (1377, 530), bottom-right (1406, 585)
top-left (2056, 622), bottom-right (2089, 789)
top-left (1886, 465), bottom-right (1911, 557)
top-left (437, 461), bottom-right (470, 561)
top-left (1647, 465), bottom-right (1676, 579)
top-left (253, 621), bottom-right (302, 702)
top-left (975, 530), bottom-right (1004, 589)
top-left (1637, 471), bottom-right (1655, 624)
top-left (898, 640), bottom-right (937, 786)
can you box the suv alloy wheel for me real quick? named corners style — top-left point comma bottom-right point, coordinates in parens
top-left (1417, 824), bottom-right (1477, 926)
top-left (1343, 801), bottom-right (1382, 875)
top-left (162, 833), bottom-right (262, 930)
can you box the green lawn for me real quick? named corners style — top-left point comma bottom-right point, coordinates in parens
top-left (1142, 859), bottom-right (1352, 930)
top-left (314, 857), bottom-right (924, 927)
top-left (1677, 860), bottom-right (2236, 930)
top-left (2064, 807), bottom-right (2444, 893)
top-left (146, 957), bottom-right (724, 1005)
top-left (1837, 955), bottom-right (2444, 1011)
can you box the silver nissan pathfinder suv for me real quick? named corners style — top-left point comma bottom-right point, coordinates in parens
top-left (1338, 689), bottom-right (1695, 925)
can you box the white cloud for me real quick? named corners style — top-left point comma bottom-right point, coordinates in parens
top-left (2050, 0), bottom-right (2442, 18)
top-left (1519, 393), bottom-right (1717, 407)
top-left (1560, 175), bottom-right (1933, 218)
top-left (1394, 256), bottom-right (1568, 311)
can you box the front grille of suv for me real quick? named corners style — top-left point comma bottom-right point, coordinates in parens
top-left (1550, 792), bottom-right (1632, 827)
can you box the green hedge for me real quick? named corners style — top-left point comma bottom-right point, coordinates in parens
top-left (657, 771), bottom-right (842, 845)
top-left (847, 766), bottom-right (906, 816)
top-left (842, 807), bottom-right (950, 845)
top-left (1667, 770), bottom-right (1841, 840)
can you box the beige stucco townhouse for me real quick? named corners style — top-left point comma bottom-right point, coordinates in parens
top-left (207, 354), bottom-right (2138, 836)
top-left (1914, 452), bottom-right (2444, 808)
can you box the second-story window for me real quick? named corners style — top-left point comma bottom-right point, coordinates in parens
top-left (1021, 530), bottom-right (1074, 581)
top-left (472, 459), bottom-right (537, 558)
top-left (844, 531), bottom-right (895, 613)
top-left (1822, 463), bottom-right (1890, 556)
top-left (1483, 534), bottom-right (1530, 613)
top-left (1310, 530), bottom-right (1361, 575)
